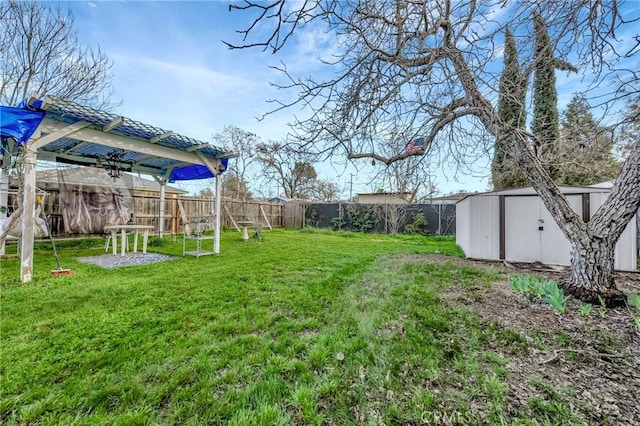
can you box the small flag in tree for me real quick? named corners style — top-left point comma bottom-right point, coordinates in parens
top-left (406, 137), bottom-right (425, 152)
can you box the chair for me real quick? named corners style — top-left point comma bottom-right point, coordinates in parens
top-left (104, 231), bottom-right (130, 253)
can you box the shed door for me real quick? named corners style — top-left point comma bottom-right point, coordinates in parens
top-left (504, 197), bottom-right (541, 262)
top-left (505, 195), bottom-right (582, 265)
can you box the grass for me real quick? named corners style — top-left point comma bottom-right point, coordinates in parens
top-left (0, 229), bottom-right (591, 424)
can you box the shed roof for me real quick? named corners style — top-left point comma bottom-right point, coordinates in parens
top-left (456, 184), bottom-right (613, 202)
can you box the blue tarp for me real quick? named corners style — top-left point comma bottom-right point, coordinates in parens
top-left (1, 102), bottom-right (227, 181)
top-left (169, 159), bottom-right (229, 182)
top-left (0, 106), bottom-right (45, 145)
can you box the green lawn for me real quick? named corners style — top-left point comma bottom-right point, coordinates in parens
top-left (0, 229), bottom-right (563, 424)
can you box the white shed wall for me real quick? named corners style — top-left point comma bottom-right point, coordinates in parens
top-left (456, 195), bottom-right (499, 259)
top-left (455, 197), bottom-right (471, 256)
top-left (504, 195), bottom-right (583, 265)
top-left (456, 189), bottom-right (637, 271)
top-left (589, 192), bottom-right (637, 271)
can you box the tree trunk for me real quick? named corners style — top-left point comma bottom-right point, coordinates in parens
top-left (450, 51), bottom-right (640, 307)
top-left (562, 238), bottom-right (626, 307)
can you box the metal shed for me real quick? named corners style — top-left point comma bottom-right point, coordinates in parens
top-left (456, 185), bottom-right (638, 271)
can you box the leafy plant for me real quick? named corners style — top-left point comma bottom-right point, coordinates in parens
top-left (626, 293), bottom-right (640, 311)
top-left (627, 293), bottom-right (640, 330)
top-left (346, 206), bottom-right (374, 232)
top-left (330, 216), bottom-right (346, 231)
top-left (509, 275), bottom-right (544, 301)
top-left (404, 211), bottom-right (429, 236)
top-left (510, 275), bottom-right (569, 313)
top-left (510, 274), bottom-right (533, 294)
top-left (597, 296), bottom-right (607, 318)
top-left (579, 304), bottom-right (593, 317)
top-left (541, 280), bottom-right (570, 314)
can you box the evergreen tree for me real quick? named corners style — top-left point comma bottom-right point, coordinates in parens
top-left (531, 11), bottom-right (577, 181)
top-left (617, 95), bottom-right (640, 157)
top-left (556, 96), bottom-right (620, 185)
top-left (492, 26), bottom-right (529, 189)
top-left (532, 11), bottom-right (559, 179)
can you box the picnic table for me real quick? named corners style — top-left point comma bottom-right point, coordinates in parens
top-left (104, 224), bottom-right (154, 256)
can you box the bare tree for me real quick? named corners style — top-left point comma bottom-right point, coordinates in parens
top-left (362, 130), bottom-right (438, 202)
top-left (227, 1), bottom-right (640, 305)
top-left (212, 125), bottom-right (260, 201)
top-left (312, 179), bottom-right (341, 201)
top-left (372, 203), bottom-right (408, 234)
top-left (0, 0), bottom-right (115, 108)
top-left (221, 174), bottom-right (253, 200)
top-left (257, 141), bottom-right (318, 198)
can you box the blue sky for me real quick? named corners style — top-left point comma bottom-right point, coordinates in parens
top-left (63, 1), bottom-right (638, 197)
top-left (70, 1), bottom-right (290, 142)
top-left (64, 0), bottom-right (491, 197)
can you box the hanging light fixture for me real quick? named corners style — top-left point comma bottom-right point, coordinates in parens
top-left (105, 149), bottom-right (125, 181)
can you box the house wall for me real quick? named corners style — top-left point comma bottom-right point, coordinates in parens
top-left (357, 194), bottom-right (409, 204)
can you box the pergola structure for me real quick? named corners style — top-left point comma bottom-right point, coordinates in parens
top-left (0, 94), bottom-right (235, 282)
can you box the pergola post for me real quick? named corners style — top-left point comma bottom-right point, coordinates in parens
top-left (214, 172), bottom-right (222, 254)
top-left (0, 170), bottom-right (8, 255)
top-left (158, 181), bottom-right (166, 237)
top-left (213, 171), bottom-right (222, 253)
top-left (20, 140), bottom-right (38, 282)
top-left (154, 170), bottom-right (172, 238)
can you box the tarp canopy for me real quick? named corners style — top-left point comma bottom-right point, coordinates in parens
top-left (0, 107), bottom-right (45, 144)
top-left (0, 95), bottom-right (233, 182)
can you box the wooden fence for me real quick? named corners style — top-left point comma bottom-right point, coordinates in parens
top-left (104, 195), bottom-right (289, 235)
top-left (178, 196), bottom-right (286, 231)
top-left (6, 190), bottom-right (294, 236)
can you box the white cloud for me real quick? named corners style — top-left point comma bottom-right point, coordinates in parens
top-left (106, 52), bottom-right (297, 144)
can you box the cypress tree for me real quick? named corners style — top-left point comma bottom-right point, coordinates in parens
top-left (532, 11), bottom-right (559, 179)
top-left (492, 26), bottom-right (528, 189)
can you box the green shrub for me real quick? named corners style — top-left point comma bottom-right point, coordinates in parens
top-left (346, 206), bottom-right (374, 232)
top-left (147, 236), bottom-right (168, 247)
top-left (330, 216), bottom-right (346, 231)
top-left (404, 211), bottom-right (429, 236)
top-left (305, 207), bottom-right (322, 228)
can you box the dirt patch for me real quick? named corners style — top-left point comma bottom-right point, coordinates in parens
top-left (407, 253), bottom-right (640, 425)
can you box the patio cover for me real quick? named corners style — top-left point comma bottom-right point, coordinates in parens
top-left (0, 94), bottom-right (235, 282)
